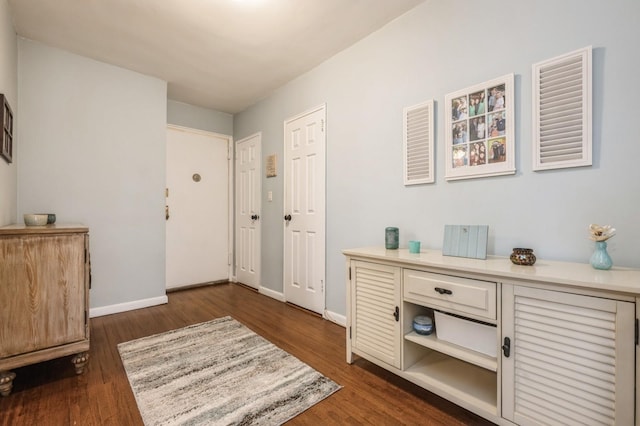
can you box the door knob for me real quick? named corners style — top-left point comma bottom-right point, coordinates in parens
top-left (284, 214), bottom-right (292, 221)
top-left (251, 214), bottom-right (260, 221)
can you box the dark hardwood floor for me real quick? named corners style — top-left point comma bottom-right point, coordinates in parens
top-left (0, 283), bottom-right (494, 425)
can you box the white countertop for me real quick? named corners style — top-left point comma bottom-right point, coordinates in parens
top-left (343, 246), bottom-right (640, 296)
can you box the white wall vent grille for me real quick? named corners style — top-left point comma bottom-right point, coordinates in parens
top-left (532, 46), bottom-right (592, 171)
top-left (403, 100), bottom-right (434, 185)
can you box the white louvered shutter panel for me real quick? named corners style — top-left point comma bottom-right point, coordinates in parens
top-left (502, 285), bottom-right (635, 426)
top-left (403, 100), bottom-right (434, 185)
top-left (351, 261), bottom-right (401, 369)
top-left (533, 46), bottom-right (592, 170)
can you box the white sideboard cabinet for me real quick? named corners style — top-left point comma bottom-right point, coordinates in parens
top-left (344, 247), bottom-right (640, 426)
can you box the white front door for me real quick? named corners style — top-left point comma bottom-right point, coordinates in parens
top-left (283, 104), bottom-right (326, 314)
top-left (235, 133), bottom-right (261, 289)
top-left (166, 125), bottom-right (231, 290)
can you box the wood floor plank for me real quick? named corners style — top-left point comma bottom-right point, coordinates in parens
top-left (0, 283), bottom-right (494, 425)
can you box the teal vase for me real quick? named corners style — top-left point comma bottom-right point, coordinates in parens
top-left (590, 241), bottom-right (613, 270)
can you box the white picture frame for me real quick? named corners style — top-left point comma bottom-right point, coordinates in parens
top-left (444, 73), bottom-right (515, 181)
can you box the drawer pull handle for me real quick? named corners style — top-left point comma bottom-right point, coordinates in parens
top-left (434, 287), bottom-right (452, 295)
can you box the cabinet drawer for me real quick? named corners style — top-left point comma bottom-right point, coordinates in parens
top-left (403, 269), bottom-right (496, 321)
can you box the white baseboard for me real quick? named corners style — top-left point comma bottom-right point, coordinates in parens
top-left (259, 286), bottom-right (286, 302)
top-left (257, 286), bottom-right (345, 326)
top-left (89, 295), bottom-right (168, 318)
top-left (324, 309), bottom-right (346, 327)
top-left (89, 287), bottom-right (345, 329)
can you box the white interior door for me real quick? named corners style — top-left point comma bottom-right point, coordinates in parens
top-left (166, 125), bottom-right (231, 290)
top-left (235, 133), bottom-right (261, 289)
top-left (284, 104), bottom-right (326, 314)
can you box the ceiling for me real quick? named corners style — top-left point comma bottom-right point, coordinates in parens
top-left (7, 0), bottom-right (424, 114)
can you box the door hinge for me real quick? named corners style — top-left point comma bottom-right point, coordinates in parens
top-left (321, 119), bottom-right (325, 132)
top-left (635, 318), bottom-right (638, 346)
top-left (349, 326), bottom-right (352, 339)
top-left (348, 267), bottom-right (351, 281)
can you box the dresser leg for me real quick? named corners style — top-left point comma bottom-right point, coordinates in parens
top-left (0, 371), bottom-right (16, 397)
top-left (71, 352), bottom-right (90, 375)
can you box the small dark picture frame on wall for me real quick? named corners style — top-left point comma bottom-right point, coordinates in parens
top-left (1, 94), bottom-right (13, 164)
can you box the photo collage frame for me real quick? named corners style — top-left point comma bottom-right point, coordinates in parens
top-left (444, 74), bottom-right (515, 180)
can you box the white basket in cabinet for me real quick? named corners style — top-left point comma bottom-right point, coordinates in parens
top-left (434, 310), bottom-right (497, 357)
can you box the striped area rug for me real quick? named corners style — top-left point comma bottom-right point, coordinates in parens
top-left (117, 316), bottom-right (341, 425)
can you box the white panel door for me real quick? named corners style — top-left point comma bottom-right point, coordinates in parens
top-left (284, 104), bottom-right (326, 314)
top-left (166, 126), bottom-right (231, 290)
top-left (235, 133), bottom-right (261, 289)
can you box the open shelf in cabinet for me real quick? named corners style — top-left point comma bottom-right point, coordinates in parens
top-left (403, 347), bottom-right (497, 416)
top-left (404, 331), bottom-right (497, 372)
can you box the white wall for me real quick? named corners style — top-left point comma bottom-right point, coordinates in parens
top-left (167, 100), bottom-right (233, 135)
top-left (233, 0), bottom-right (640, 317)
top-left (17, 38), bottom-right (168, 311)
top-left (0, 0), bottom-right (17, 226)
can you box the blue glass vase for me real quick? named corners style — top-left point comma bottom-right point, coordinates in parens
top-left (590, 241), bottom-right (613, 270)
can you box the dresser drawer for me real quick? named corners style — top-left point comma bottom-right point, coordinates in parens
top-left (403, 269), bottom-right (496, 321)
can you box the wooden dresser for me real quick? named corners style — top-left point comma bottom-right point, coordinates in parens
top-left (0, 224), bottom-right (90, 396)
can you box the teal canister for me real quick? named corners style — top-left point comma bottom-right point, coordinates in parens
top-left (385, 227), bottom-right (399, 249)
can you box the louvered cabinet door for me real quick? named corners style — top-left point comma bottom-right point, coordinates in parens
top-left (502, 284), bottom-right (635, 426)
top-left (351, 260), bottom-right (402, 369)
